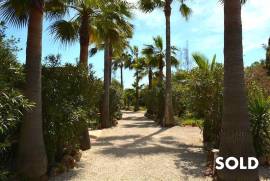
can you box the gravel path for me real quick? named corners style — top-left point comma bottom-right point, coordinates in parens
top-left (51, 111), bottom-right (269, 181)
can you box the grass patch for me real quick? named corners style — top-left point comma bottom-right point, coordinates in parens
top-left (175, 116), bottom-right (204, 128)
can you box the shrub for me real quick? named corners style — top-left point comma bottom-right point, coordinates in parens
top-left (0, 23), bottom-right (32, 179)
top-left (109, 80), bottom-right (124, 124)
top-left (172, 71), bottom-right (190, 117)
top-left (248, 82), bottom-right (270, 157)
top-left (185, 63), bottom-right (223, 148)
top-left (144, 83), bottom-right (164, 123)
top-left (123, 88), bottom-right (136, 110)
top-left (42, 63), bottom-right (101, 167)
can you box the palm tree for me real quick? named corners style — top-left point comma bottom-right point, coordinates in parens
top-left (141, 53), bottom-right (155, 89)
top-left (133, 57), bottom-right (145, 112)
top-left (139, 0), bottom-right (191, 126)
top-left (142, 35), bottom-right (179, 86)
top-left (112, 50), bottom-right (131, 88)
top-left (91, 0), bottom-right (133, 128)
top-left (217, 0), bottom-right (259, 180)
top-left (126, 46), bottom-right (141, 111)
top-left (0, 0), bottom-right (48, 178)
top-left (126, 47), bottom-right (145, 112)
top-left (49, 0), bottom-right (104, 66)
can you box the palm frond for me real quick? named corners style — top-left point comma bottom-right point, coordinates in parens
top-left (154, 35), bottom-right (163, 50)
top-left (179, 1), bottom-right (192, 20)
top-left (171, 56), bottom-right (179, 68)
top-left (49, 19), bottom-right (79, 46)
top-left (138, 0), bottom-right (163, 13)
top-left (192, 52), bottom-right (209, 71)
top-left (210, 54), bottom-right (216, 71)
top-left (0, 0), bottom-right (30, 28)
top-left (45, 0), bottom-right (70, 20)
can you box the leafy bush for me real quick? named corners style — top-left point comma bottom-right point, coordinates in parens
top-left (144, 84), bottom-right (164, 123)
top-left (123, 88), bottom-right (136, 110)
top-left (109, 80), bottom-right (124, 124)
top-left (248, 82), bottom-right (270, 157)
top-left (0, 23), bottom-right (31, 179)
top-left (187, 63), bottom-right (223, 148)
top-left (172, 71), bottom-right (190, 117)
top-left (42, 63), bottom-right (101, 167)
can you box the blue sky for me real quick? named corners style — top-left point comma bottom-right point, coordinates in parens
top-left (5, 0), bottom-right (270, 88)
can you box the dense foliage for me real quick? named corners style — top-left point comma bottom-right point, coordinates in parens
top-left (248, 82), bottom-right (270, 158)
top-left (0, 28), bottom-right (124, 177)
top-left (144, 83), bottom-right (165, 123)
top-left (0, 23), bottom-right (32, 179)
top-left (42, 62), bottom-right (101, 167)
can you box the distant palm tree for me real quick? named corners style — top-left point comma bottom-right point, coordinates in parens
top-left (218, 0), bottom-right (259, 180)
top-left (112, 50), bottom-right (132, 88)
top-left (142, 35), bottom-right (179, 86)
top-left (139, 0), bottom-right (191, 126)
top-left (126, 47), bottom-right (145, 112)
top-left (0, 0), bottom-right (48, 178)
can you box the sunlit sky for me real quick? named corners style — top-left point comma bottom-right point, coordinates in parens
top-left (4, 0), bottom-right (270, 88)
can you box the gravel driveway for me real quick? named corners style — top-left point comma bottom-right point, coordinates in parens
top-left (50, 111), bottom-right (269, 181)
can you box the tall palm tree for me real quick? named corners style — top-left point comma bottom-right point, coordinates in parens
top-left (141, 53), bottom-right (155, 89)
top-left (0, 0), bottom-right (48, 178)
top-left (139, 0), bottom-right (191, 126)
top-left (218, 0), bottom-right (259, 180)
top-left (91, 0), bottom-right (133, 128)
top-left (127, 47), bottom-right (145, 112)
top-left (133, 57), bottom-right (145, 112)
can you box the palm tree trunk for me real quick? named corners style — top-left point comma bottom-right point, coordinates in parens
top-left (120, 64), bottom-right (124, 89)
top-left (78, 13), bottom-right (91, 150)
top-left (17, 3), bottom-right (47, 179)
top-left (217, 0), bottom-right (259, 180)
top-left (158, 60), bottom-right (164, 86)
top-left (134, 72), bottom-right (139, 112)
top-left (163, 0), bottom-right (174, 127)
top-left (148, 67), bottom-right (153, 89)
top-left (109, 43), bottom-right (113, 85)
top-left (79, 127), bottom-right (91, 150)
top-left (101, 39), bottom-right (111, 128)
top-left (79, 13), bottom-right (90, 66)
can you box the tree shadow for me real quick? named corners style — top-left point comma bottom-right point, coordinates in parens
top-left (122, 121), bottom-right (157, 128)
top-left (122, 116), bottom-right (146, 121)
top-left (174, 143), bottom-right (207, 178)
top-left (92, 135), bottom-right (142, 147)
top-left (98, 129), bottom-right (207, 178)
